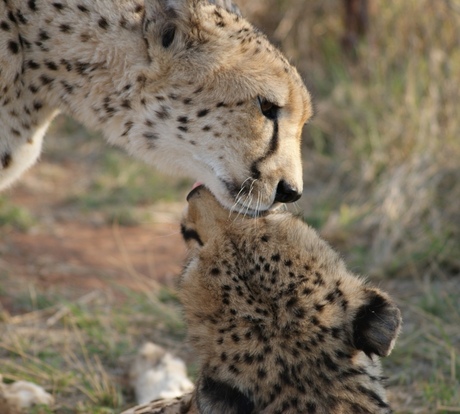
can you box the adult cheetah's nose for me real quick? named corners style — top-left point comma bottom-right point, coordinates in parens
top-left (274, 180), bottom-right (302, 203)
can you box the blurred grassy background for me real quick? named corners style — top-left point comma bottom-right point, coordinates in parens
top-left (250, 0), bottom-right (460, 280)
top-left (0, 0), bottom-right (459, 412)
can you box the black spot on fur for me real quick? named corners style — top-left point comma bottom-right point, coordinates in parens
top-left (39, 74), bottom-right (53, 85)
top-left (77, 4), bottom-right (89, 13)
top-left (357, 385), bottom-right (391, 409)
top-left (121, 99), bottom-right (131, 109)
top-left (33, 101), bottom-right (43, 111)
top-left (98, 17), bottom-right (109, 30)
top-left (7, 11), bottom-right (17, 24)
top-left (121, 121), bottom-right (134, 137)
top-left (60, 59), bottom-right (72, 71)
top-left (1, 153), bottom-right (12, 169)
top-left (8, 40), bottom-right (19, 54)
top-left (75, 62), bottom-right (90, 75)
top-left (38, 29), bottom-right (49, 41)
top-left (59, 23), bottom-right (72, 33)
top-left (155, 105), bottom-right (170, 120)
top-left (52, 3), bottom-right (64, 11)
top-left (60, 80), bottom-right (74, 94)
top-left (27, 60), bottom-right (40, 69)
top-left (0, 21), bottom-right (10, 31)
top-left (28, 84), bottom-right (39, 94)
top-left (143, 132), bottom-right (158, 140)
top-left (28, 0), bottom-right (37, 11)
top-left (45, 60), bottom-right (58, 71)
top-left (16, 10), bottom-right (27, 24)
top-left (197, 109), bottom-right (210, 117)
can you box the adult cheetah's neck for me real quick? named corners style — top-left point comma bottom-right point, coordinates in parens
top-left (17, 0), bottom-right (152, 129)
top-left (1, 0), bottom-right (179, 188)
top-left (1, 0), bottom-right (196, 178)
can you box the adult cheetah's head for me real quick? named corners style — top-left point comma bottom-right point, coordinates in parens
top-left (138, 0), bottom-right (312, 214)
top-left (180, 186), bottom-right (401, 414)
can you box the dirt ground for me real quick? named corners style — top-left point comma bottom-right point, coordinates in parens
top-left (1, 220), bottom-right (184, 304)
top-left (0, 120), bottom-right (190, 317)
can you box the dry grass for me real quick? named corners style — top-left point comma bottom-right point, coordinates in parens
top-left (245, 0), bottom-right (460, 279)
top-left (0, 274), bottom-right (186, 413)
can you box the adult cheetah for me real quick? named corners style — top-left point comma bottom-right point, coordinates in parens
top-left (0, 0), bottom-right (312, 213)
top-left (122, 186), bottom-right (402, 414)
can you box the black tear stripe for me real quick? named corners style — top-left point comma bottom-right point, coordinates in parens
top-left (180, 224), bottom-right (204, 246)
top-left (250, 118), bottom-right (279, 180)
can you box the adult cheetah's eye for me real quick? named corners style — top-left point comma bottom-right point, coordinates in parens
top-left (258, 96), bottom-right (280, 120)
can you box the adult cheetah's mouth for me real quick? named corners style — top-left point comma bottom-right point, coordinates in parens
top-left (231, 200), bottom-right (271, 217)
top-left (187, 183), bottom-right (271, 218)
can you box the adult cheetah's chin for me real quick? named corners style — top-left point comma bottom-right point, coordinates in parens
top-left (229, 199), bottom-right (278, 217)
top-left (188, 184), bottom-right (273, 217)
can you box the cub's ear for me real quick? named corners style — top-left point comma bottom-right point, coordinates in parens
top-left (196, 375), bottom-right (255, 414)
top-left (353, 288), bottom-right (402, 357)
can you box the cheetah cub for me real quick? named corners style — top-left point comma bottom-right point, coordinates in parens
top-left (122, 186), bottom-right (401, 414)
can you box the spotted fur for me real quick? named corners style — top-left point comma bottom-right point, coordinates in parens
top-left (0, 0), bottom-right (311, 213)
top-left (122, 186), bottom-right (402, 414)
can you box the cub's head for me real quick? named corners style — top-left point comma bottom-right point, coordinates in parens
top-left (138, 0), bottom-right (312, 214)
top-left (180, 186), bottom-right (401, 414)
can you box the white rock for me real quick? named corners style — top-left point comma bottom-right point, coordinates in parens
top-left (130, 342), bottom-right (194, 405)
top-left (0, 375), bottom-right (54, 414)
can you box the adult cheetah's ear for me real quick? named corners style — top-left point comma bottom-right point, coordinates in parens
top-left (196, 375), bottom-right (255, 414)
top-left (353, 289), bottom-right (402, 358)
top-left (143, 0), bottom-right (199, 51)
top-left (142, 0), bottom-right (240, 53)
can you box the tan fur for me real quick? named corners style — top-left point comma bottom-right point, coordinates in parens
top-left (0, 0), bottom-right (311, 213)
top-left (122, 187), bottom-right (402, 414)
